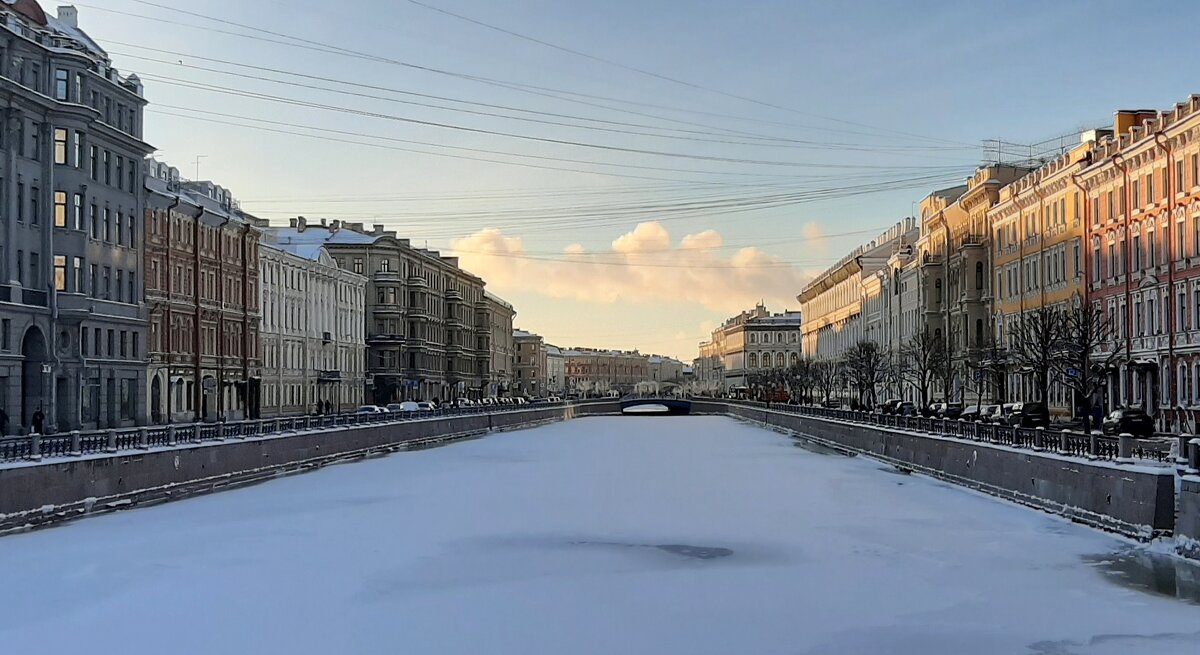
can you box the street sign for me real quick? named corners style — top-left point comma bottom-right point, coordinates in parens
top-left (973, 370), bottom-right (983, 381)
top-left (1065, 367), bottom-right (1080, 379)
top-left (41, 364), bottom-right (52, 374)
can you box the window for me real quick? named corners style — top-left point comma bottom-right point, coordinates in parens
top-left (1132, 179), bottom-right (1140, 209)
top-left (89, 203), bottom-right (99, 239)
top-left (28, 252), bottom-right (39, 288)
top-left (103, 150), bottom-right (110, 185)
top-left (353, 258), bottom-right (363, 274)
top-left (106, 330), bottom-right (114, 357)
top-left (1133, 231), bottom-right (1141, 269)
top-left (30, 122), bottom-right (40, 161)
top-left (53, 128), bottom-right (67, 164)
top-left (120, 331), bottom-right (128, 358)
top-left (116, 270), bottom-right (124, 302)
top-left (379, 258), bottom-right (391, 272)
top-left (30, 186), bottom-right (38, 226)
top-left (1148, 228), bottom-right (1156, 268)
top-left (89, 264), bottom-right (97, 298)
top-left (16, 183), bottom-right (23, 222)
top-left (89, 145), bottom-right (98, 179)
top-left (54, 68), bottom-right (68, 100)
top-left (128, 212), bottom-right (136, 246)
top-left (1, 319), bottom-right (9, 351)
top-left (103, 266), bottom-right (111, 299)
top-left (73, 257), bottom-right (83, 293)
top-left (53, 256), bottom-right (66, 291)
top-left (15, 251), bottom-right (22, 285)
top-left (73, 131), bottom-right (82, 168)
top-left (50, 190), bottom-right (68, 228)
top-left (975, 261), bottom-right (984, 290)
top-left (103, 207), bottom-right (111, 242)
top-left (116, 211), bottom-right (124, 246)
top-left (1073, 242), bottom-right (1081, 279)
top-left (127, 269), bottom-right (135, 303)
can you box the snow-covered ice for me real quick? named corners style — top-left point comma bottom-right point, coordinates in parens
top-left (0, 416), bottom-right (1198, 654)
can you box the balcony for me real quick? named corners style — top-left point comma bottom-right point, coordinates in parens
top-left (22, 289), bottom-right (48, 307)
top-left (367, 333), bottom-right (405, 345)
top-left (445, 289), bottom-right (464, 302)
top-left (0, 285), bottom-right (9, 303)
top-left (374, 270), bottom-right (402, 283)
top-left (407, 275), bottom-right (429, 288)
top-left (317, 370), bottom-right (341, 383)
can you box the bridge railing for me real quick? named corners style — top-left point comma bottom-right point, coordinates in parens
top-left (718, 399), bottom-right (1174, 464)
top-left (0, 400), bottom-right (610, 465)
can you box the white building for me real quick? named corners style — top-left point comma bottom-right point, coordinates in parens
top-left (258, 235), bottom-right (367, 415)
top-left (546, 345), bottom-right (566, 395)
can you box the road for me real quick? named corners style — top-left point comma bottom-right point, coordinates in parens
top-left (0, 416), bottom-right (1197, 654)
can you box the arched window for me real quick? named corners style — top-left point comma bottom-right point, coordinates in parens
top-left (790, 332), bottom-right (798, 343)
top-left (776, 333), bottom-right (784, 344)
top-left (749, 333), bottom-right (757, 344)
top-left (776, 353), bottom-right (786, 368)
top-left (893, 268), bottom-right (901, 295)
top-left (748, 353), bottom-right (758, 368)
top-left (790, 352), bottom-right (799, 366)
top-left (975, 262), bottom-right (984, 290)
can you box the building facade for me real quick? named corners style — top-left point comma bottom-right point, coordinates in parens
top-left (483, 292), bottom-right (515, 398)
top-left (562, 348), bottom-right (649, 395)
top-left (989, 139), bottom-right (1097, 416)
top-left (1080, 101), bottom-right (1200, 432)
top-left (513, 330), bottom-right (546, 397)
top-left (546, 344), bottom-right (565, 395)
top-left (0, 3), bottom-right (152, 434)
top-left (144, 161), bottom-right (262, 424)
top-left (270, 219), bottom-right (488, 404)
top-left (696, 304), bottom-right (802, 393)
top-left (257, 234), bottom-right (366, 416)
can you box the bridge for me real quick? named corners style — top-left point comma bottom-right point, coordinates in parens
top-left (619, 396), bottom-right (692, 415)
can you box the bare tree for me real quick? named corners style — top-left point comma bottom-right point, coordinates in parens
top-left (844, 340), bottom-right (888, 409)
top-left (1008, 306), bottom-right (1066, 405)
top-left (814, 359), bottom-right (840, 404)
top-left (900, 328), bottom-right (946, 407)
top-left (786, 356), bottom-right (816, 404)
top-left (1054, 302), bottom-right (1124, 433)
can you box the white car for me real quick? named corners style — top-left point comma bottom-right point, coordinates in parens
top-left (356, 405), bottom-right (385, 414)
top-left (391, 401), bottom-right (419, 413)
top-left (416, 402), bottom-right (435, 411)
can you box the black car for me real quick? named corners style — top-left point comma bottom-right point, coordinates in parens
top-left (1004, 402), bottom-right (1049, 428)
top-left (940, 403), bottom-right (964, 420)
top-left (1102, 408), bottom-right (1155, 438)
top-left (878, 399), bottom-right (903, 415)
top-left (959, 405), bottom-right (983, 421)
top-left (896, 401), bottom-right (917, 416)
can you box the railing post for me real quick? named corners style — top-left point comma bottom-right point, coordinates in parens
top-left (105, 429), bottom-right (117, 453)
top-left (193, 424), bottom-right (202, 443)
top-left (1116, 433), bottom-right (1135, 464)
top-left (1187, 438), bottom-right (1200, 475)
top-left (70, 430), bottom-right (81, 456)
top-left (1088, 431), bottom-right (1099, 459)
top-left (167, 425), bottom-right (177, 446)
top-left (1176, 434), bottom-right (1192, 467)
top-left (1032, 427), bottom-right (1044, 451)
top-left (27, 432), bottom-right (41, 462)
top-left (215, 421), bottom-right (226, 441)
top-left (137, 427), bottom-right (149, 450)
top-left (1058, 428), bottom-right (1068, 453)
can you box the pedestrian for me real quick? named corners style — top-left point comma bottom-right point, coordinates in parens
top-left (31, 407), bottom-right (45, 435)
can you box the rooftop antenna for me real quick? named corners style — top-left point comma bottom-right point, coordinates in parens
top-left (193, 154), bottom-right (208, 180)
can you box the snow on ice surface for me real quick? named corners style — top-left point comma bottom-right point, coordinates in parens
top-left (0, 417), bottom-right (1198, 654)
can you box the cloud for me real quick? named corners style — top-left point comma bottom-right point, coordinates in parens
top-left (452, 221), bottom-right (810, 314)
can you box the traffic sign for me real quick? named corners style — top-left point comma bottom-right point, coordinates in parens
top-left (1065, 367), bottom-right (1080, 379)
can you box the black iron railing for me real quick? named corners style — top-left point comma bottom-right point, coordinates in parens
top-left (0, 400), bottom-right (609, 464)
top-left (720, 400), bottom-right (1174, 464)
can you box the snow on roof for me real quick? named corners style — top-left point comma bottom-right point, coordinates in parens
top-left (268, 226), bottom-right (380, 247)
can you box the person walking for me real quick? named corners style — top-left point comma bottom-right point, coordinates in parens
top-left (31, 407), bottom-right (45, 435)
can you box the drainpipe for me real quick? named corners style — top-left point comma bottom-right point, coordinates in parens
top-left (241, 224), bottom-right (252, 419)
top-left (214, 213), bottom-right (231, 421)
top-left (1154, 131), bottom-right (1177, 432)
top-left (1113, 152), bottom-right (1134, 406)
top-left (192, 206), bottom-right (206, 422)
top-left (162, 192), bottom-right (180, 424)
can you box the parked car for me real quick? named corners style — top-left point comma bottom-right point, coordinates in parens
top-left (979, 405), bottom-right (1003, 423)
top-left (1004, 402), bottom-right (1049, 428)
top-left (940, 403), bottom-right (963, 420)
top-left (1102, 408), bottom-right (1155, 438)
top-left (923, 402), bottom-right (944, 418)
top-left (454, 398), bottom-right (474, 408)
top-left (959, 405), bottom-right (983, 421)
top-left (897, 401), bottom-right (917, 416)
top-left (356, 405), bottom-right (385, 414)
top-left (547, 396), bottom-right (563, 403)
top-left (416, 401), bottom-right (435, 411)
top-left (878, 399), bottom-right (902, 414)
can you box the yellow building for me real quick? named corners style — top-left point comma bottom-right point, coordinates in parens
top-left (989, 138), bottom-right (1101, 415)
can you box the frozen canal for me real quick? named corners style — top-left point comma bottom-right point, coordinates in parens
top-left (1, 417), bottom-right (1198, 654)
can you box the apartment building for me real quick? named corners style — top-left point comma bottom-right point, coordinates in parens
top-left (0, 3), bottom-right (152, 433)
top-left (513, 329), bottom-right (547, 397)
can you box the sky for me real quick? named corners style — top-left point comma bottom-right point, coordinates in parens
top-left (68, 0), bottom-right (1200, 359)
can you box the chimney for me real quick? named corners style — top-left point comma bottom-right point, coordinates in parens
top-left (330, 220), bottom-right (340, 231)
top-left (288, 218), bottom-right (297, 228)
top-left (372, 223), bottom-right (385, 235)
top-left (296, 216), bottom-right (307, 233)
top-left (57, 5), bottom-right (78, 28)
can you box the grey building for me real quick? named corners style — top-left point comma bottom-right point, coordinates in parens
top-left (0, 3), bottom-right (151, 434)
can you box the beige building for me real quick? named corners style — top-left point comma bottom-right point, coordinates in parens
top-left (257, 234), bottom-right (366, 416)
top-left (513, 329), bottom-right (547, 397)
top-left (696, 304), bottom-right (802, 393)
top-left (546, 345), bottom-right (566, 395)
top-left (483, 292), bottom-right (516, 398)
top-left (271, 219), bottom-right (489, 404)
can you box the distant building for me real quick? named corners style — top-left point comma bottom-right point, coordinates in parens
top-left (563, 347), bottom-right (650, 395)
top-left (697, 304), bottom-right (802, 393)
top-left (484, 293), bottom-right (516, 398)
top-left (513, 330), bottom-right (547, 397)
top-left (546, 344), bottom-right (566, 395)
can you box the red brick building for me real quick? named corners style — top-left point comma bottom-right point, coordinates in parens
top-left (143, 160), bottom-right (262, 423)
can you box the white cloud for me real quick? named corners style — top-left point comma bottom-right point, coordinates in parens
top-left (452, 222), bottom-right (810, 314)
